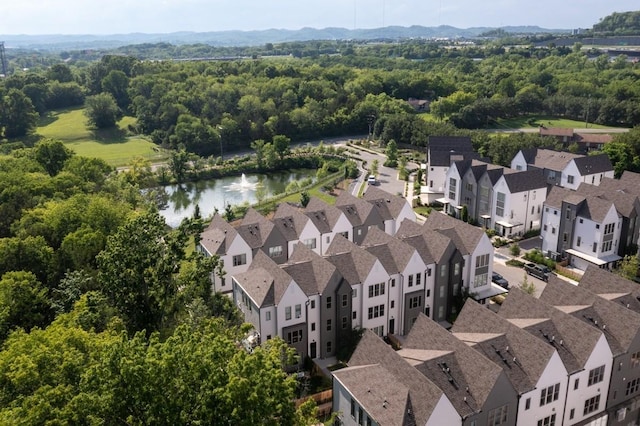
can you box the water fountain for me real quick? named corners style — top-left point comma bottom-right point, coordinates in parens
top-left (224, 173), bottom-right (260, 192)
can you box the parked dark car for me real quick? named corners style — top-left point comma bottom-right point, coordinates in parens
top-left (524, 263), bottom-right (551, 282)
top-left (492, 272), bottom-right (509, 289)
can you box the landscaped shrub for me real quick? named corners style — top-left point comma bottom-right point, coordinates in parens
top-left (493, 237), bottom-right (509, 248)
top-left (509, 243), bottom-right (521, 257)
top-left (522, 228), bottom-right (541, 239)
top-left (506, 259), bottom-right (525, 267)
top-left (523, 249), bottom-right (556, 269)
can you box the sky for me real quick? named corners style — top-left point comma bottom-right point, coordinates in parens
top-left (1, 0), bottom-right (638, 35)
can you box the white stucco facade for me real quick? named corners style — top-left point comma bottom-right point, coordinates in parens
top-left (492, 176), bottom-right (544, 237)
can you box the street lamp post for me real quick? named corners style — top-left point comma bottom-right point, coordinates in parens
top-left (366, 114), bottom-right (376, 140)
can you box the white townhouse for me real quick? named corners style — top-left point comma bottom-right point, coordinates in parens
top-left (491, 169), bottom-right (547, 238)
top-left (541, 186), bottom-right (622, 270)
top-left (425, 136), bottom-right (479, 204)
top-left (499, 287), bottom-right (613, 426)
top-left (303, 197), bottom-right (352, 254)
top-left (560, 155), bottom-right (615, 190)
top-left (361, 227), bottom-right (429, 335)
top-left (198, 213), bottom-right (252, 295)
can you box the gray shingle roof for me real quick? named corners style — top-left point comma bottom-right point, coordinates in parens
top-left (200, 213), bottom-right (239, 256)
top-left (544, 186), bottom-right (584, 209)
top-left (573, 154), bottom-right (613, 175)
top-left (502, 169), bottom-right (547, 193)
top-left (620, 171), bottom-right (640, 188)
top-left (423, 212), bottom-right (485, 255)
top-left (525, 148), bottom-right (582, 172)
top-left (363, 186), bottom-right (411, 221)
top-left (273, 202), bottom-right (310, 242)
top-left (453, 300), bottom-right (558, 394)
top-left (304, 197), bottom-right (345, 234)
top-left (578, 196), bottom-right (616, 223)
top-left (335, 192), bottom-right (375, 227)
top-left (361, 227), bottom-right (416, 274)
top-left (498, 287), bottom-right (603, 371)
top-left (237, 208), bottom-right (276, 249)
top-left (401, 314), bottom-right (504, 415)
top-left (581, 180), bottom-right (640, 217)
top-left (283, 244), bottom-right (340, 296)
top-left (539, 276), bottom-right (640, 355)
top-left (235, 250), bottom-right (294, 306)
top-left (347, 330), bottom-right (447, 425)
top-left (579, 265), bottom-right (640, 314)
top-left (326, 234), bottom-right (381, 285)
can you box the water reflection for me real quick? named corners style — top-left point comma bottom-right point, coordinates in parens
top-left (158, 170), bottom-right (316, 227)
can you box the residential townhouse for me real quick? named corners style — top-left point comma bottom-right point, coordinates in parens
top-left (424, 136), bottom-right (480, 204)
top-left (303, 197), bottom-right (353, 254)
top-left (538, 126), bottom-right (612, 153)
top-left (491, 169), bottom-right (547, 238)
top-left (541, 185), bottom-right (623, 269)
top-left (539, 277), bottom-right (640, 425)
top-left (498, 288), bottom-right (612, 425)
top-left (325, 234), bottom-right (392, 337)
top-left (360, 227), bottom-right (429, 335)
top-left (198, 213), bottom-right (252, 294)
top-left (510, 148), bottom-right (613, 190)
top-left (236, 207), bottom-right (289, 264)
top-left (334, 191), bottom-right (385, 245)
top-left (400, 313), bottom-right (518, 426)
top-left (579, 265), bottom-right (640, 314)
top-left (453, 300), bottom-right (570, 426)
top-left (363, 185), bottom-right (416, 236)
top-left (333, 330), bottom-right (461, 426)
top-left (273, 202), bottom-right (322, 257)
top-left (422, 212), bottom-right (497, 305)
top-left (396, 218), bottom-right (462, 325)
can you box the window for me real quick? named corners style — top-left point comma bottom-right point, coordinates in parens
top-left (408, 275), bottom-right (413, 287)
top-left (474, 273), bottom-right (488, 288)
top-left (466, 182), bottom-right (473, 191)
top-left (569, 409), bottom-right (575, 420)
top-left (604, 223), bottom-right (615, 234)
top-left (295, 304), bottom-right (301, 319)
top-left (525, 398), bottom-right (531, 410)
top-left (266, 311), bottom-right (271, 321)
top-left (342, 294), bottom-right (348, 307)
top-left (326, 319), bottom-right (332, 331)
top-left (310, 300), bottom-right (315, 309)
top-left (588, 365), bottom-right (605, 386)
top-left (303, 238), bottom-right (317, 249)
top-left (358, 408), bottom-right (364, 426)
top-left (552, 227), bottom-right (556, 235)
top-left (416, 273), bottom-right (421, 286)
top-left (454, 263), bottom-right (460, 276)
top-left (577, 237), bottom-right (581, 246)
top-left (285, 306), bottom-right (292, 320)
top-left (326, 341), bottom-right (332, 352)
top-left (567, 175), bottom-right (575, 184)
top-left (593, 242), bottom-right (597, 252)
top-left (326, 236), bottom-right (330, 244)
top-left (627, 378), bottom-right (640, 396)
top-left (372, 325), bottom-right (384, 336)
top-left (390, 300), bottom-right (395, 308)
top-left (583, 395), bottom-right (600, 416)
top-left (326, 297), bottom-right (332, 309)
top-left (342, 316), bottom-right (348, 329)
top-left (232, 253), bottom-right (247, 266)
top-left (540, 383), bottom-right (560, 406)
top-left (449, 178), bottom-right (457, 200)
top-left (352, 311), bottom-right (357, 319)
top-left (311, 322), bottom-right (315, 331)
top-left (351, 398), bottom-right (355, 418)
top-left (543, 224), bottom-right (547, 231)
top-left (268, 245), bottom-right (283, 258)
top-left (409, 296), bottom-right (422, 309)
top-left (603, 241), bottom-right (612, 252)
top-left (353, 289), bottom-right (357, 298)
top-left (563, 233), bottom-right (568, 243)
top-left (632, 351), bottom-right (640, 367)
top-left (439, 285), bottom-right (446, 298)
top-left (537, 414), bottom-right (556, 426)
top-left (287, 330), bottom-right (302, 344)
top-left (339, 231), bottom-right (348, 239)
top-left (368, 283), bottom-right (385, 298)
top-left (426, 289), bottom-right (430, 297)
top-left (391, 279), bottom-right (396, 287)
top-left (440, 264), bottom-right (447, 278)
top-left (488, 405), bottom-right (508, 426)
top-left (496, 192), bottom-right (506, 217)
top-left (368, 304), bottom-right (385, 319)
top-left (574, 378), bottom-right (579, 390)
top-left (565, 207), bottom-right (571, 219)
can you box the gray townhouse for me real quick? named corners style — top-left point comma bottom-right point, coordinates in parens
top-left (236, 207), bottom-right (289, 264)
top-left (334, 191), bottom-right (385, 245)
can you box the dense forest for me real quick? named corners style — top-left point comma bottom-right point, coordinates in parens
top-left (1, 13), bottom-right (640, 421)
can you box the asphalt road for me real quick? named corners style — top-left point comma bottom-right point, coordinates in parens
top-left (493, 255), bottom-right (547, 298)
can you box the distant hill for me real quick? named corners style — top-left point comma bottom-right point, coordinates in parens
top-left (1, 25), bottom-right (571, 50)
top-left (593, 10), bottom-right (640, 35)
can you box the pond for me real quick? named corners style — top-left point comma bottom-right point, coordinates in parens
top-left (157, 169), bottom-right (317, 227)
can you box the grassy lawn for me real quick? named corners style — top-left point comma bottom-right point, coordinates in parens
top-left (493, 115), bottom-right (614, 130)
top-left (36, 107), bottom-right (169, 167)
top-left (418, 112), bottom-right (437, 122)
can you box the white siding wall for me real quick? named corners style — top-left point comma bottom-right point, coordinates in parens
top-left (443, 165), bottom-right (463, 207)
top-left (213, 236), bottom-right (252, 293)
top-left (517, 352), bottom-right (568, 426)
top-left (511, 151), bottom-right (528, 171)
top-left (424, 262), bottom-right (436, 320)
top-left (564, 335), bottom-right (613, 425)
top-left (571, 207), bottom-right (619, 261)
top-left (306, 294), bottom-right (321, 351)
top-left (426, 394), bottom-right (462, 426)
top-left (393, 203), bottom-right (417, 235)
top-left (541, 206), bottom-right (561, 255)
top-left (297, 221), bottom-right (322, 256)
top-left (428, 166), bottom-right (449, 194)
top-left (260, 306), bottom-right (277, 340)
top-left (276, 281), bottom-right (308, 336)
top-left (320, 214), bottom-right (352, 254)
top-left (468, 236), bottom-right (494, 293)
top-left (361, 260), bottom-right (392, 335)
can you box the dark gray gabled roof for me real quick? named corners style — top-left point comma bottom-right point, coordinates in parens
top-left (400, 313), bottom-right (505, 416)
top-left (518, 148), bottom-right (538, 165)
top-left (428, 136), bottom-right (474, 152)
top-left (579, 265), bottom-right (640, 314)
top-left (200, 213), bottom-right (239, 256)
top-left (430, 151), bottom-right (480, 168)
top-left (335, 192), bottom-right (375, 227)
top-left (501, 169), bottom-right (547, 193)
top-left (573, 154), bottom-right (613, 175)
top-left (453, 300), bottom-right (560, 393)
top-left (347, 330), bottom-right (447, 426)
top-left (363, 186), bottom-right (411, 221)
top-left (236, 208), bottom-right (277, 249)
top-left (540, 276), bottom-right (640, 356)
top-left (423, 212), bottom-right (485, 255)
top-left (273, 202), bottom-right (310, 242)
top-left (582, 179), bottom-right (640, 218)
top-left (577, 196), bottom-right (617, 223)
top-left (620, 171), bottom-right (640, 189)
top-left (498, 287), bottom-right (603, 371)
top-left (524, 148), bottom-right (582, 172)
top-left (544, 186), bottom-right (584, 210)
top-left (304, 197), bottom-right (345, 234)
top-left (325, 234), bottom-right (381, 285)
top-left (361, 227), bottom-right (417, 274)
top-left (283, 243), bottom-right (341, 296)
top-left (234, 250), bottom-right (294, 307)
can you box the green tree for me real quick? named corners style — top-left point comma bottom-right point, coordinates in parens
top-left (0, 88), bottom-right (39, 138)
top-left (84, 92), bottom-right (121, 129)
top-left (520, 274), bottom-right (536, 295)
top-left (273, 134), bottom-right (291, 161)
top-left (0, 271), bottom-right (53, 341)
top-left (170, 148), bottom-right (191, 182)
top-left (616, 255), bottom-right (640, 280)
top-left (0, 236), bottom-right (54, 287)
top-left (370, 159), bottom-right (379, 177)
top-left (34, 139), bottom-right (74, 176)
top-left (384, 139), bottom-right (398, 167)
top-left (251, 139), bottom-right (267, 169)
top-left (300, 190), bottom-right (310, 207)
top-left (101, 69), bottom-right (130, 110)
